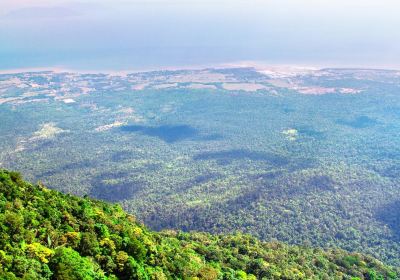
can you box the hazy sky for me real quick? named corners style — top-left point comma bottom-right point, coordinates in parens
top-left (1, 0), bottom-right (399, 70)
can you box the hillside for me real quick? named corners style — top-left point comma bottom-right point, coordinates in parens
top-left (0, 169), bottom-right (397, 279)
top-left (2, 69), bottom-right (400, 266)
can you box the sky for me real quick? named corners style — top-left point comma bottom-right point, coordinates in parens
top-left (1, 0), bottom-right (399, 70)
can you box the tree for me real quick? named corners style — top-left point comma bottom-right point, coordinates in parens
top-left (49, 247), bottom-right (105, 280)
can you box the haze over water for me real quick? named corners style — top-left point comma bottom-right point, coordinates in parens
top-left (1, 0), bottom-right (400, 71)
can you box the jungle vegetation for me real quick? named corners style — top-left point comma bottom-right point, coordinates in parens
top-left (1, 68), bottom-right (400, 267)
top-left (0, 169), bottom-right (398, 279)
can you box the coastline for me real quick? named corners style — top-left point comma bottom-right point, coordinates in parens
top-left (0, 61), bottom-right (398, 75)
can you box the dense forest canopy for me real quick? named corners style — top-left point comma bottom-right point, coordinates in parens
top-left (0, 169), bottom-right (398, 279)
top-left (1, 68), bottom-right (400, 267)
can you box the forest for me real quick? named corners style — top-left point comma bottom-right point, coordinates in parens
top-left (0, 169), bottom-right (398, 279)
top-left (1, 68), bottom-right (400, 268)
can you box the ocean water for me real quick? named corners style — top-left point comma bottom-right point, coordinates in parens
top-left (1, 0), bottom-right (399, 70)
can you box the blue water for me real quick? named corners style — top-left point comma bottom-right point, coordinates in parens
top-left (1, 1), bottom-right (399, 70)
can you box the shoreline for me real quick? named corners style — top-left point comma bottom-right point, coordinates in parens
top-left (0, 61), bottom-right (399, 75)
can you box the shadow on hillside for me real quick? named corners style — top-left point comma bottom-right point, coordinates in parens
top-left (336, 115), bottom-right (377, 129)
top-left (38, 160), bottom-right (94, 178)
top-left (179, 172), bottom-right (222, 191)
top-left (307, 175), bottom-right (336, 192)
top-left (375, 200), bottom-right (400, 241)
top-left (295, 125), bottom-right (326, 140)
top-left (379, 165), bottom-right (400, 179)
top-left (120, 124), bottom-right (222, 143)
top-left (193, 149), bottom-right (289, 166)
top-left (110, 151), bottom-right (140, 162)
top-left (89, 172), bottom-right (146, 202)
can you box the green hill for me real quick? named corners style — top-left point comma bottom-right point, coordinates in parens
top-left (0, 169), bottom-right (397, 279)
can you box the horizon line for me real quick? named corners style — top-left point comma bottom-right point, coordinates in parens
top-left (0, 61), bottom-right (399, 75)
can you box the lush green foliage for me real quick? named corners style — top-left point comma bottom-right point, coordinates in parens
top-left (1, 68), bottom-right (400, 266)
top-left (0, 169), bottom-right (398, 279)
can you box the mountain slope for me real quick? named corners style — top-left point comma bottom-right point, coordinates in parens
top-left (0, 169), bottom-right (397, 279)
